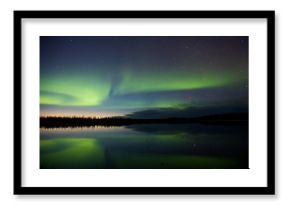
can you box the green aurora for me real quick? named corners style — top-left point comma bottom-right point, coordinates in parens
top-left (40, 36), bottom-right (248, 117)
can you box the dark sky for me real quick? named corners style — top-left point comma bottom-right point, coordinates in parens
top-left (40, 36), bottom-right (248, 118)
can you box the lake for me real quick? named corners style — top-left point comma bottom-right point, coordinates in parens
top-left (40, 123), bottom-right (248, 169)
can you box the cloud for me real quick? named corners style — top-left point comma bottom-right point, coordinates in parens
top-left (126, 104), bottom-right (248, 119)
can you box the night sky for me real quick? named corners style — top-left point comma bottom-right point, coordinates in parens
top-left (40, 36), bottom-right (248, 118)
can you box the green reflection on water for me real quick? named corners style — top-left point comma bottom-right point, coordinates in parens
top-left (40, 125), bottom-right (248, 169)
top-left (40, 138), bottom-right (105, 169)
top-left (40, 137), bottom-right (240, 169)
top-left (111, 152), bottom-right (239, 169)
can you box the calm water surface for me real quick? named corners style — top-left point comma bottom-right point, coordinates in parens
top-left (40, 124), bottom-right (248, 169)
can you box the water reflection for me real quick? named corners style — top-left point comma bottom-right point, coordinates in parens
top-left (40, 124), bottom-right (248, 169)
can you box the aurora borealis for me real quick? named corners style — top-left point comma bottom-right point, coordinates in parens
top-left (40, 36), bottom-right (248, 118)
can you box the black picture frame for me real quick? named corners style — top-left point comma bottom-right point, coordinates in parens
top-left (14, 10), bottom-right (275, 195)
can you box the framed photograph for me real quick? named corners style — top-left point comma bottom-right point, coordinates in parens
top-left (14, 11), bottom-right (275, 195)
